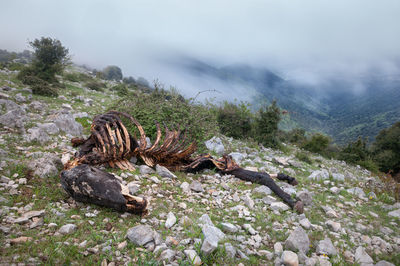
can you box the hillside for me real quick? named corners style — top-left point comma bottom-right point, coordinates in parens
top-left (0, 66), bottom-right (399, 265)
top-left (173, 57), bottom-right (400, 144)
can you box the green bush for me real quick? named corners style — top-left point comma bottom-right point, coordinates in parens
top-left (216, 101), bottom-right (253, 140)
top-left (254, 100), bottom-right (281, 148)
top-left (111, 84), bottom-right (128, 96)
top-left (295, 151), bottom-right (313, 164)
top-left (103, 65), bottom-right (122, 81)
top-left (111, 88), bottom-right (219, 150)
top-left (31, 82), bottom-right (58, 97)
top-left (85, 80), bottom-right (104, 91)
top-left (302, 133), bottom-right (331, 154)
top-left (373, 122), bottom-right (400, 175)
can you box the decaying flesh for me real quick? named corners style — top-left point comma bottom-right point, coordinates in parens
top-left (61, 111), bottom-right (303, 214)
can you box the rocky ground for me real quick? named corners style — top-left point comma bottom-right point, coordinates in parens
top-left (0, 67), bottom-right (399, 265)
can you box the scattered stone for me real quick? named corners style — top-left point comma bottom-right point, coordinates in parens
top-left (204, 136), bottom-right (225, 155)
top-left (243, 224), bottom-right (256, 235)
top-left (201, 234), bottom-right (219, 255)
top-left (184, 249), bottom-right (202, 265)
top-left (354, 246), bottom-right (373, 265)
top-left (282, 250), bottom-right (299, 266)
top-left (165, 212), bottom-right (177, 229)
top-left (253, 185), bottom-right (272, 196)
top-left (149, 176), bottom-right (160, 184)
top-left (326, 220), bottom-right (341, 232)
top-left (26, 127), bottom-right (50, 144)
top-left (241, 194), bottom-right (255, 209)
top-left (27, 154), bottom-right (63, 178)
top-left (375, 261), bottom-right (395, 266)
top-left (139, 165), bottom-right (155, 175)
top-left (274, 242), bottom-right (283, 255)
top-left (271, 202), bottom-right (289, 211)
top-left (54, 113), bottom-right (83, 136)
top-left (296, 191), bottom-right (313, 206)
top-left (229, 152), bottom-right (246, 163)
top-left (331, 173), bottom-right (345, 181)
top-left (202, 224), bottom-right (225, 241)
top-left (224, 243), bottom-right (237, 258)
top-left (220, 222), bottom-right (238, 233)
top-left (59, 224), bottom-right (77, 234)
top-left (198, 213), bottom-right (214, 226)
top-left (156, 164), bottom-right (176, 178)
top-left (308, 170), bottom-right (329, 180)
top-left (190, 181), bottom-right (204, 193)
top-left (126, 225), bottom-right (155, 246)
top-left (316, 238), bottom-right (337, 256)
top-left (159, 249), bottom-right (175, 262)
top-left (388, 209), bottom-right (400, 219)
top-left (180, 182), bottom-right (190, 193)
top-left (285, 227), bottom-right (310, 253)
top-left (299, 218), bottom-right (311, 229)
top-left (347, 187), bottom-right (366, 198)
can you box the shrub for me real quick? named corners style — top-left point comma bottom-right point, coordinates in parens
top-left (31, 82), bottom-right (58, 97)
top-left (111, 84), bottom-right (128, 96)
top-left (295, 151), bottom-right (313, 164)
top-left (85, 80), bottom-right (104, 91)
top-left (302, 133), bottom-right (331, 154)
top-left (254, 100), bottom-right (281, 148)
top-left (216, 101), bottom-right (253, 140)
top-left (111, 88), bottom-right (218, 150)
top-left (373, 121), bottom-right (400, 175)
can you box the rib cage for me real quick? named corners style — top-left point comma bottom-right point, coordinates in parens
top-left (68, 111), bottom-right (197, 171)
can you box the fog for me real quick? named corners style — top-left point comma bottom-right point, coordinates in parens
top-left (1, 0), bottom-right (400, 98)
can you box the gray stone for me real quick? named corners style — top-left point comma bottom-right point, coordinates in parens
top-left (27, 154), bottom-right (63, 177)
top-left (274, 157), bottom-right (289, 166)
top-left (184, 249), bottom-right (202, 265)
top-left (126, 225), bottom-right (155, 246)
top-left (198, 214), bottom-right (214, 226)
top-left (229, 152), bottom-right (246, 163)
top-left (159, 249), bottom-right (175, 262)
top-left (139, 165), bottom-right (155, 175)
top-left (331, 173), bottom-right (345, 181)
top-left (201, 234), bottom-right (219, 255)
top-left (127, 182), bottom-right (140, 195)
top-left (224, 243), bottom-right (236, 258)
top-left (326, 220), bottom-right (341, 232)
top-left (241, 194), bottom-right (255, 209)
top-left (285, 227), bottom-right (310, 253)
top-left (202, 224), bottom-right (225, 241)
top-left (204, 136), bottom-right (225, 155)
top-left (297, 191), bottom-right (313, 206)
top-left (355, 246), bottom-right (373, 265)
top-left (388, 209), bottom-right (400, 219)
top-left (156, 164), bottom-right (176, 178)
top-left (375, 261), bottom-right (395, 266)
top-left (165, 212), bottom-right (177, 229)
top-left (38, 123), bottom-right (59, 135)
top-left (253, 185), bottom-right (272, 196)
top-left (190, 181), bottom-right (204, 193)
top-left (180, 182), bottom-right (190, 193)
top-left (308, 170), bottom-right (329, 180)
top-left (15, 93), bottom-right (26, 103)
top-left (54, 113), bottom-right (83, 136)
top-left (243, 224), bottom-right (256, 235)
top-left (149, 176), bottom-right (160, 184)
top-left (281, 250), bottom-right (299, 266)
top-left (316, 238), bottom-right (337, 256)
top-left (26, 127), bottom-right (50, 144)
top-left (271, 202), bottom-right (289, 211)
top-left (299, 218), bottom-right (311, 229)
top-left (329, 187), bottom-right (340, 194)
top-left (347, 187), bottom-right (366, 198)
top-left (0, 99), bottom-right (27, 131)
top-left (274, 242), bottom-right (283, 255)
top-left (220, 222), bottom-right (238, 233)
top-left (59, 224), bottom-right (77, 234)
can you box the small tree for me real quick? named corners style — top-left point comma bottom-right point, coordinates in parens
top-left (373, 121), bottom-right (400, 175)
top-left (302, 133), bottom-right (331, 154)
top-left (254, 100), bottom-right (281, 148)
top-left (29, 37), bottom-right (69, 82)
top-left (103, 65), bottom-right (123, 81)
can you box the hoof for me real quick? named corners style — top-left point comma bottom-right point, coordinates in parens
top-left (294, 201), bottom-right (304, 214)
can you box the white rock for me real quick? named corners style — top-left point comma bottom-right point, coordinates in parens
top-left (59, 224), bottom-right (77, 234)
top-left (299, 218), bottom-right (311, 229)
top-left (165, 212), bottom-right (177, 229)
top-left (355, 246), bottom-right (374, 265)
top-left (282, 250), bottom-right (299, 266)
top-left (388, 209), bottom-right (400, 219)
top-left (184, 249), bottom-right (202, 266)
top-left (271, 202), bottom-right (289, 211)
top-left (220, 222), bottom-right (238, 233)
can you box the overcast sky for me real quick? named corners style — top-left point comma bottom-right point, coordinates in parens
top-left (1, 0), bottom-right (399, 96)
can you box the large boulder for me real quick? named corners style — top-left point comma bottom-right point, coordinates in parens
top-left (27, 153), bottom-right (63, 177)
top-left (54, 113), bottom-right (83, 136)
